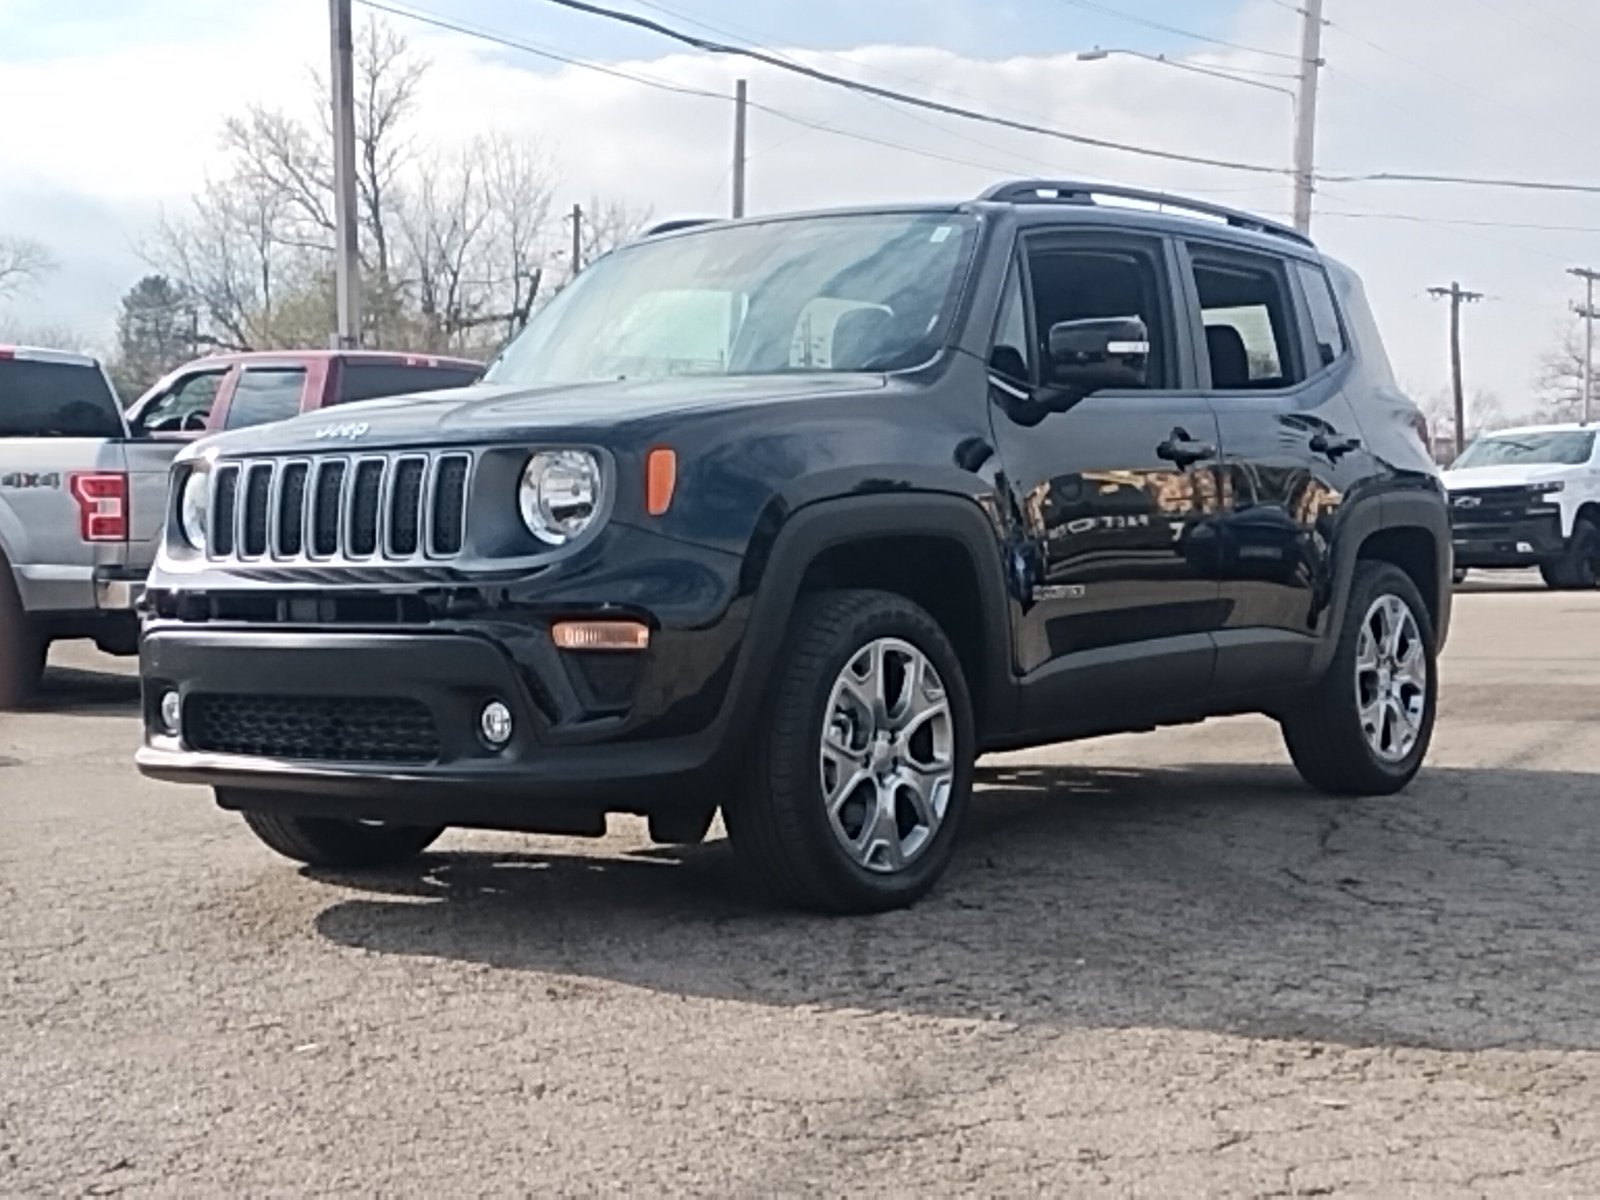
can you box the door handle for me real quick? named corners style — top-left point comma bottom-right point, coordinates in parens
top-left (1156, 428), bottom-right (1217, 468)
top-left (1309, 432), bottom-right (1361, 459)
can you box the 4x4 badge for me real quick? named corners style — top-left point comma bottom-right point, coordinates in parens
top-left (314, 422), bottom-right (369, 441)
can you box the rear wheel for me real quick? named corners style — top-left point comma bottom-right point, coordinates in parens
top-left (1281, 562), bottom-right (1436, 796)
top-left (1540, 518), bottom-right (1598, 590)
top-left (724, 589), bottom-right (976, 914)
top-left (0, 561), bottom-right (45, 710)
top-left (231, 801), bottom-right (443, 869)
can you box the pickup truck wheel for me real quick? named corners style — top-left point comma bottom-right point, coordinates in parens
top-left (724, 589), bottom-right (975, 914)
top-left (1539, 518), bottom-right (1599, 590)
top-left (235, 805), bottom-right (443, 869)
top-left (1452, 567), bottom-right (1468, 586)
top-left (1281, 562), bottom-right (1436, 796)
top-left (0, 562), bottom-right (45, 710)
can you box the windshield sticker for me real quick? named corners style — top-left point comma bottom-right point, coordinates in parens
top-left (930, 226), bottom-right (953, 243)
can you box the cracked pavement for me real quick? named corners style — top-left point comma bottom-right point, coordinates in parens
top-left (3, 576), bottom-right (1598, 1195)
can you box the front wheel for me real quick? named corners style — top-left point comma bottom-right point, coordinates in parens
top-left (1281, 562), bottom-right (1437, 796)
top-left (724, 589), bottom-right (976, 914)
top-left (1540, 518), bottom-right (1598, 590)
top-left (230, 799), bottom-right (443, 869)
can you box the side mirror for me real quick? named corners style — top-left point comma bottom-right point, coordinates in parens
top-left (1047, 316), bottom-right (1149, 395)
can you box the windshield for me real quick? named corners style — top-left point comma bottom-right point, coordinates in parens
top-left (485, 212), bottom-right (979, 386)
top-left (1454, 430), bottom-right (1596, 468)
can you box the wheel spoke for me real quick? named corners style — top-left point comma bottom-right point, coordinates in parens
top-left (897, 759), bottom-right (950, 830)
top-left (860, 783), bottom-right (904, 871)
top-left (896, 657), bottom-right (949, 739)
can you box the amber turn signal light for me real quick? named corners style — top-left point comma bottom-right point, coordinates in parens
top-left (646, 447), bottom-right (677, 516)
top-left (551, 620), bottom-right (651, 652)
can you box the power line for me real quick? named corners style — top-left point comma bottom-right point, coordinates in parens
top-left (1324, 171), bottom-right (1600, 196)
top-left (521, 0), bottom-right (1291, 175)
top-left (1052, 0), bottom-right (1301, 61)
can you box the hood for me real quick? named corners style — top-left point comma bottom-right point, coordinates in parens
top-left (1440, 463), bottom-right (1580, 490)
top-left (187, 374), bottom-right (889, 459)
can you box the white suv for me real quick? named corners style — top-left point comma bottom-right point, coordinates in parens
top-left (1443, 423), bottom-right (1600, 589)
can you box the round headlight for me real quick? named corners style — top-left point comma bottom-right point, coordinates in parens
top-left (179, 468), bottom-right (210, 551)
top-left (518, 450), bottom-right (602, 546)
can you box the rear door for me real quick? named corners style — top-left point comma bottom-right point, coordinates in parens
top-left (1179, 241), bottom-right (1384, 692)
top-left (0, 351), bottom-right (131, 588)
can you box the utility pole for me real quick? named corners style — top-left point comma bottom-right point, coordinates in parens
top-left (1291, 0), bottom-right (1325, 236)
top-left (732, 79), bottom-right (748, 219)
top-left (569, 203), bottom-right (584, 278)
top-left (1428, 281), bottom-right (1484, 460)
top-left (329, 0), bottom-right (362, 348)
top-left (1569, 267), bottom-right (1599, 424)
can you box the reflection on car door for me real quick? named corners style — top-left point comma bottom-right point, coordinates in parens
top-left (987, 230), bottom-right (1224, 734)
top-left (1180, 243), bottom-right (1381, 692)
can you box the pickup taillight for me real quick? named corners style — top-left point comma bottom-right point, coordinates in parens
top-left (69, 472), bottom-right (128, 542)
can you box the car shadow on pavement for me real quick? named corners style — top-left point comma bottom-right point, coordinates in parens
top-left (312, 761), bottom-right (1600, 1053)
top-left (23, 663), bottom-right (142, 715)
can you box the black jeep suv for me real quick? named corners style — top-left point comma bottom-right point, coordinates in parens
top-left (137, 181), bottom-right (1451, 913)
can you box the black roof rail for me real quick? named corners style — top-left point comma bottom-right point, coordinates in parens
top-left (978, 180), bottom-right (1312, 246)
top-left (642, 218), bottom-right (721, 238)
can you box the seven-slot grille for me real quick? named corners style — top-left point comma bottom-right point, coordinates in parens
top-left (207, 452), bottom-right (472, 563)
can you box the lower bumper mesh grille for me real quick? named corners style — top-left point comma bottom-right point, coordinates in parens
top-left (185, 694), bottom-right (441, 764)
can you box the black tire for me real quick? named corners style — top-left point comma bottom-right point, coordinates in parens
top-left (1540, 518), bottom-right (1598, 590)
top-left (1451, 567), bottom-right (1468, 586)
top-left (234, 802), bottom-right (443, 869)
top-left (0, 559), bottom-right (46, 711)
top-left (723, 589), bottom-right (976, 914)
top-left (1281, 562), bottom-right (1437, 797)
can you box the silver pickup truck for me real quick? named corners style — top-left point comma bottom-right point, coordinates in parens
top-left (0, 346), bottom-right (173, 705)
top-left (1, 345), bottom-right (487, 706)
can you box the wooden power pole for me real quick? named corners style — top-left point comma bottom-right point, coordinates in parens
top-left (732, 79), bottom-right (748, 219)
top-left (1428, 281), bottom-right (1484, 460)
top-left (329, 0), bottom-right (362, 348)
top-left (569, 203), bottom-right (583, 278)
top-left (1570, 266), bottom-right (1600, 425)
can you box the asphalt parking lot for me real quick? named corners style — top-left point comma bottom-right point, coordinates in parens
top-left (3, 574), bottom-right (1598, 1196)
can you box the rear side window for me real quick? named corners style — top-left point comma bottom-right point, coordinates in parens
top-left (1295, 262), bottom-right (1348, 367)
top-left (333, 362), bottom-right (482, 406)
top-left (225, 368), bottom-right (306, 430)
top-left (0, 359), bottom-right (124, 438)
top-left (1190, 252), bottom-right (1303, 391)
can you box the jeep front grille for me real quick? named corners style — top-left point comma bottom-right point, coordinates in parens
top-left (208, 452), bottom-right (472, 564)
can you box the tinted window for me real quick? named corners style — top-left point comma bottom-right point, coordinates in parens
top-left (334, 363), bottom-right (482, 406)
top-left (1295, 262), bottom-right (1347, 367)
top-left (0, 359), bottom-right (123, 438)
top-left (989, 260), bottom-right (1031, 383)
top-left (1027, 244), bottom-right (1171, 388)
top-left (1192, 254), bottom-right (1302, 390)
top-left (225, 368), bottom-right (306, 430)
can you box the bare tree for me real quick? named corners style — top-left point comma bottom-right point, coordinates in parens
top-left (0, 236), bottom-right (55, 300)
top-left (1535, 324), bottom-right (1590, 423)
top-left (1420, 386), bottom-right (1509, 460)
top-left (580, 197), bottom-right (654, 268)
top-left (147, 15), bottom-right (564, 357)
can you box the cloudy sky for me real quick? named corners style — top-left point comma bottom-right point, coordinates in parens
top-left (3, 0), bottom-right (1598, 412)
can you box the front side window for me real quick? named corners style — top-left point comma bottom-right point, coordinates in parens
top-left (988, 259), bottom-right (1032, 384)
top-left (1191, 252), bottom-right (1302, 391)
top-left (1025, 243), bottom-right (1172, 389)
top-left (224, 368), bottom-right (306, 430)
top-left (1455, 430), bottom-right (1596, 468)
top-left (485, 212), bottom-right (978, 387)
top-left (134, 371), bottom-right (225, 434)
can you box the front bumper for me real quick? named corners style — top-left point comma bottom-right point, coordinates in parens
top-left (136, 623), bottom-right (739, 830)
top-left (1450, 511), bottom-right (1565, 567)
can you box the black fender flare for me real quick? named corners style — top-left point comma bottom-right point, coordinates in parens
top-left (1310, 487), bottom-right (1451, 676)
top-left (716, 492), bottom-right (1019, 745)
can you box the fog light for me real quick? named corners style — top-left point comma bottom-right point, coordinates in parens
top-left (158, 690), bottom-right (182, 736)
top-left (1517, 541), bottom-right (1534, 554)
top-left (479, 700), bottom-right (514, 748)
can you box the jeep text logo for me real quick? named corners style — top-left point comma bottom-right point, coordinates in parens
top-left (313, 422), bottom-right (370, 441)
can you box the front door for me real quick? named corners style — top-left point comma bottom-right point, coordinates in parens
top-left (1178, 242), bottom-right (1382, 693)
top-left (987, 231), bottom-right (1224, 735)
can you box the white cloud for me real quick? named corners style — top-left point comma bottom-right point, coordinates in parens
top-left (4, 0), bottom-right (1598, 415)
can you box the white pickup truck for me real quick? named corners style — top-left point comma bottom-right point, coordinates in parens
top-left (1442, 422), bottom-right (1600, 589)
top-left (0, 346), bottom-right (174, 705)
